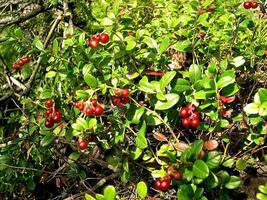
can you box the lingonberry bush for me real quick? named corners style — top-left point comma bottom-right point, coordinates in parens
top-left (0, 0), bottom-right (266, 199)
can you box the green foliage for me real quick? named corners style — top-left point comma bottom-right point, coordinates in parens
top-left (0, 0), bottom-right (266, 198)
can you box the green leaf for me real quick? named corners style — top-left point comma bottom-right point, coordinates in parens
top-left (223, 158), bottom-right (235, 168)
top-left (143, 37), bottom-right (158, 50)
top-left (193, 160), bottom-right (209, 179)
top-left (103, 185), bottom-right (116, 200)
top-left (45, 71), bottom-right (57, 78)
top-left (113, 0), bottom-right (121, 15)
top-left (194, 90), bottom-right (216, 99)
top-left (204, 172), bottom-right (219, 189)
top-left (95, 194), bottom-right (105, 200)
top-left (40, 89), bottom-right (52, 99)
top-left (156, 92), bottom-right (166, 101)
top-left (205, 151), bottom-right (221, 169)
top-left (77, 117), bottom-right (89, 129)
top-left (139, 76), bottom-right (156, 93)
top-left (53, 39), bottom-right (59, 56)
top-left (159, 71), bottom-right (176, 92)
top-left (68, 152), bottom-right (81, 163)
top-left (71, 123), bottom-right (83, 131)
top-left (259, 102), bottom-right (267, 116)
top-left (258, 88), bottom-right (267, 103)
top-left (231, 56), bottom-right (245, 67)
top-left (101, 18), bottom-right (114, 26)
top-left (207, 61), bottom-right (217, 74)
top-left (136, 181), bottom-right (147, 199)
top-left (173, 78), bottom-right (192, 93)
top-left (259, 184), bottom-right (267, 194)
top-left (83, 64), bottom-right (93, 75)
top-left (79, 33), bottom-right (86, 45)
top-left (221, 83), bottom-right (239, 96)
top-left (34, 37), bottom-right (44, 50)
top-left (40, 133), bottom-right (55, 146)
top-left (84, 74), bottom-right (98, 88)
top-left (217, 70), bottom-right (235, 89)
top-left (189, 64), bottom-right (202, 83)
top-left (76, 90), bottom-right (89, 99)
top-left (136, 121), bottom-right (147, 149)
top-left (244, 103), bottom-right (260, 114)
top-left (224, 176), bottom-right (242, 189)
top-left (173, 40), bottom-right (191, 52)
top-left (85, 193), bottom-right (96, 200)
top-left (131, 147), bottom-right (143, 160)
top-left (154, 93), bottom-right (179, 110)
top-left (159, 37), bottom-right (170, 54)
top-left (217, 170), bottom-right (230, 184)
top-left (132, 106), bottom-right (145, 124)
top-left (89, 118), bottom-right (97, 129)
top-left (177, 184), bottom-right (194, 200)
top-left (0, 155), bottom-right (10, 170)
top-left (126, 39), bottom-right (136, 51)
top-left (198, 13), bottom-right (209, 27)
top-left (236, 159), bottom-right (246, 170)
top-left (181, 140), bottom-right (203, 162)
top-left (256, 193), bottom-right (267, 200)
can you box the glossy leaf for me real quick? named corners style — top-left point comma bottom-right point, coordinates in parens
top-left (154, 93), bottom-right (179, 110)
top-left (136, 181), bottom-right (147, 199)
top-left (193, 160), bottom-right (209, 179)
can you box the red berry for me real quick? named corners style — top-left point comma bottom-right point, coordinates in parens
top-left (180, 108), bottom-right (189, 118)
top-left (22, 57), bottom-right (30, 64)
top-left (112, 96), bottom-right (121, 106)
top-left (88, 37), bottom-right (99, 48)
top-left (121, 97), bottom-right (130, 104)
top-left (90, 99), bottom-right (98, 106)
top-left (99, 33), bottom-right (109, 43)
top-left (45, 99), bottom-right (54, 108)
top-left (46, 107), bottom-right (53, 116)
top-left (94, 105), bottom-right (104, 116)
top-left (190, 111), bottom-right (200, 120)
top-left (45, 117), bottom-right (54, 128)
top-left (121, 89), bottom-right (130, 98)
top-left (243, 2), bottom-right (252, 9)
top-left (79, 140), bottom-right (88, 150)
top-left (96, 34), bottom-right (101, 41)
top-left (12, 63), bottom-right (20, 70)
top-left (53, 111), bottom-right (62, 123)
top-left (154, 179), bottom-right (161, 190)
top-left (160, 178), bottom-right (171, 191)
top-left (186, 103), bottom-right (196, 113)
top-left (18, 59), bottom-right (25, 66)
top-left (191, 117), bottom-right (200, 128)
top-left (77, 102), bottom-right (85, 111)
top-left (182, 118), bottom-right (191, 128)
top-left (84, 106), bottom-right (95, 116)
top-left (251, 2), bottom-right (258, 9)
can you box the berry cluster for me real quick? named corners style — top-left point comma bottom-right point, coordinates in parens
top-left (88, 33), bottom-right (109, 48)
top-left (243, 1), bottom-right (258, 9)
top-left (111, 89), bottom-right (130, 106)
top-left (154, 177), bottom-right (171, 191)
top-left (180, 103), bottom-right (200, 128)
top-left (45, 99), bottom-right (63, 128)
top-left (74, 99), bottom-right (104, 117)
top-left (12, 57), bottom-right (30, 70)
